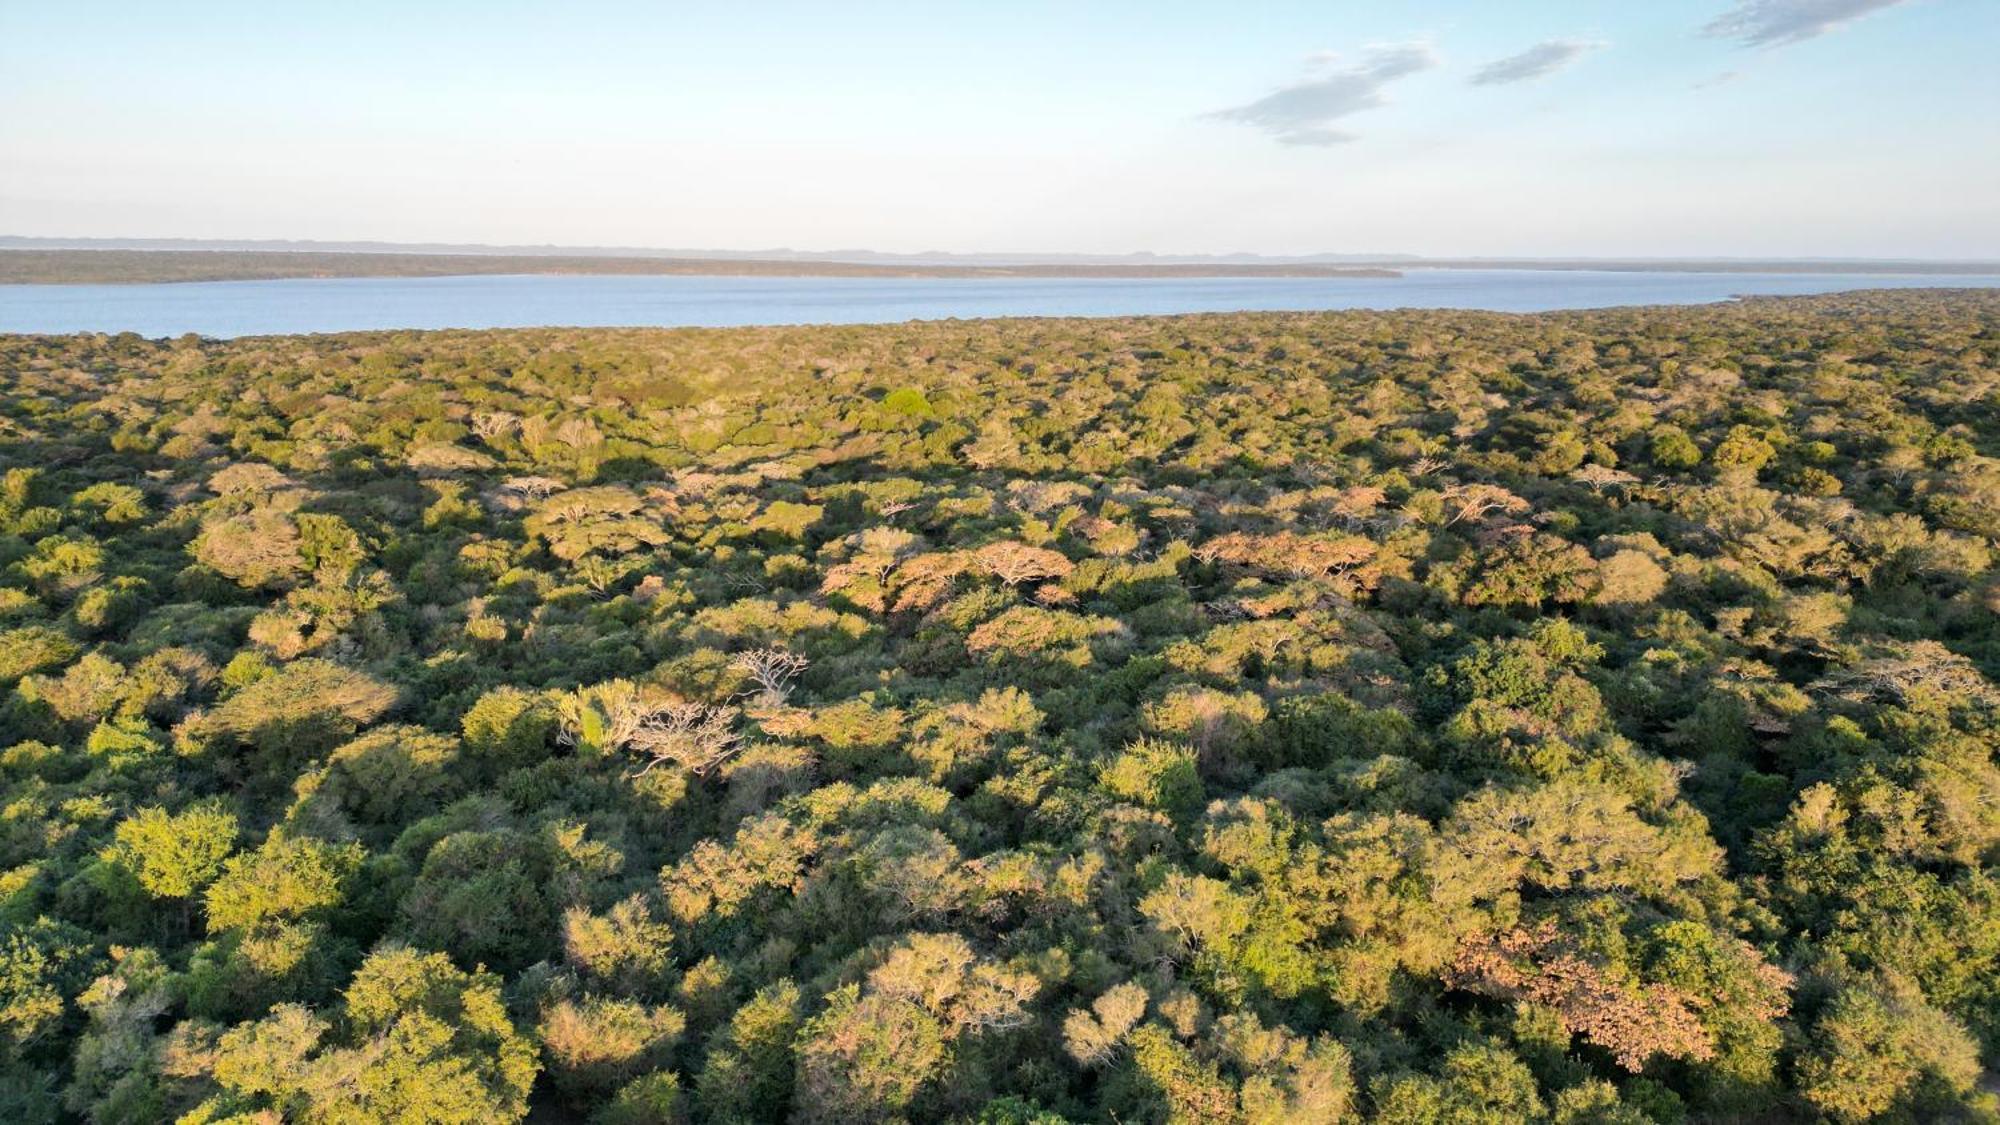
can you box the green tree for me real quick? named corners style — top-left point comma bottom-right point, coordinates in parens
top-left (100, 803), bottom-right (239, 901)
top-left (202, 946), bottom-right (539, 1123)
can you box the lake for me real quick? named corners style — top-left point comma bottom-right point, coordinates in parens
top-left (3, 269), bottom-right (1997, 338)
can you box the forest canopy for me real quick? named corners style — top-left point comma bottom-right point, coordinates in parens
top-left (1, 291), bottom-right (1997, 1123)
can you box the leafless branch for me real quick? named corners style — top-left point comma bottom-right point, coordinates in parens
top-left (732, 647), bottom-right (810, 706)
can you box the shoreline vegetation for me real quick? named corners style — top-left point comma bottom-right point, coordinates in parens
top-left (0, 250), bottom-right (1404, 286)
top-left (5, 245), bottom-right (1998, 286)
top-left (1, 291), bottom-right (1997, 1122)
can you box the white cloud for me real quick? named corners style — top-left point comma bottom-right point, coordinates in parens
top-left (1703, 0), bottom-right (1910, 47)
top-left (1470, 39), bottom-right (1605, 86)
top-left (1210, 43), bottom-right (1437, 147)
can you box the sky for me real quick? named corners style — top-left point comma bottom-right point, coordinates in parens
top-left (2, 0), bottom-right (1996, 258)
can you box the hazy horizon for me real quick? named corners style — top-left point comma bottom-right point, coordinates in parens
top-left (5, 1), bottom-right (1996, 259)
top-left (5, 235), bottom-right (1999, 267)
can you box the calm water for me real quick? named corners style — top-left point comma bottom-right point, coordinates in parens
top-left (3, 270), bottom-right (1996, 338)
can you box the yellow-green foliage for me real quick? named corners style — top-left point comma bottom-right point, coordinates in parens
top-left (3, 296), bottom-right (1999, 1124)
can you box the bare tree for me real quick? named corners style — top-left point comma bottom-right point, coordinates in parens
top-left (733, 647), bottom-right (809, 706)
top-left (503, 475), bottom-right (564, 501)
top-left (1442, 483), bottom-right (1530, 527)
top-left (559, 681), bottom-right (741, 776)
top-left (558, 681), bottom-right (645, 754)
top-left (470, 410), bottom-right (518, 443)
top-left (1570, 464), bottom-right (1640, 494)
top-left (626, 702), bottom-right (743, 777)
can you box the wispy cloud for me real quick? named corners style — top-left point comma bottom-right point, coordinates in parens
top-left (1703, 0), bottom-right (1910, 47)
top-left (1210, 43), bottom-right (1437, 147)
top-left (1470, 39), bottom-right (1605, 86)
top-left (1693, 70), bottom-right (1743, 90)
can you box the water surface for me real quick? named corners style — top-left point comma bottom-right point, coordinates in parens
top-left (3, 269), bottom-right (1996, 337)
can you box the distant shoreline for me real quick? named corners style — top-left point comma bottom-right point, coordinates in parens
top-left (1401, 259), bottom-right (2000, 275)
top-left (0, 250), bottom-right (1402, 286)
top-left (4, 241), bottom-right (1997, 286)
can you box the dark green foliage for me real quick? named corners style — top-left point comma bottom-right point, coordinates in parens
top-left (3, 292), bottom-right (1999, 1121)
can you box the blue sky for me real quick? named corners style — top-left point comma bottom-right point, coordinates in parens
top-left (2, 0), bottom-right (1995, 257)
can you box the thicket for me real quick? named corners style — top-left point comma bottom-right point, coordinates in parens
top-left (1, 291), bottom-right (1997, 1122)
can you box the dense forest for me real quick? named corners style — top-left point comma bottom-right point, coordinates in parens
top-left (1, 291), bottom-right (1996, 1123)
